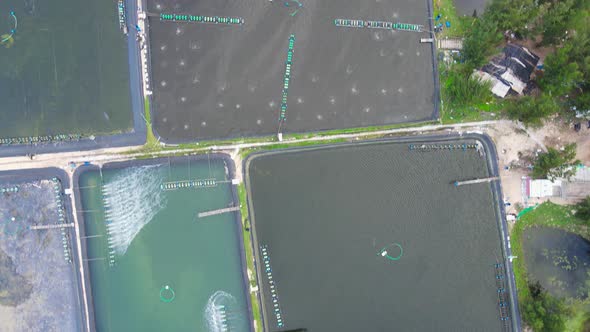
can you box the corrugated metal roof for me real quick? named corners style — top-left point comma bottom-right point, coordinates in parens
top-left (473, 71), bottom-right (511, 97)
top-left (479, 44), bottom-right (539, 96)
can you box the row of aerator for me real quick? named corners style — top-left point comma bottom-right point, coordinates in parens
top-left (279, 35), bottom-right (296, 122)
top-left (0, 134), bottom-right (84, 146)
top-left (408, 143), bottom-right (478, 151)
top-left (51, 177), bottom-right (72, 263)
top-left (494, 263), bottom-right (511, 323)
top-left (261, 244), bottom-right (284, 328)
top-left (0, 186), bottom-right (18, 193)
top-left (334, 18), bottom-right (423, 32)
top-left (160, 13), bottom-right (244, 25)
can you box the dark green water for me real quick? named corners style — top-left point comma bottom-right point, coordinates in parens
top-left (247, 140), bottom-right (506, 331)
top-left (0, 0), bottom-right (132, 137)
top-left (79, 158), bottom-right (249, 332)
top-left (523, 227), bottom-right (590, 299)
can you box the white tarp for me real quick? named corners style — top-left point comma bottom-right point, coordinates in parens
top-left (528, 179), bottom-right (561, 198)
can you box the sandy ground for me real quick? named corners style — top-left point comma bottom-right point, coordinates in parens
top-left (487, 119), bottom-right (590, 216)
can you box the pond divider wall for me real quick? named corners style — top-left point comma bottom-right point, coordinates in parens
top-left (243, 133), bottom-right (520, 332)
top-left (0, 167), bottom-right (86, 332)
top-left (73, 153), bottom-right (253, 332)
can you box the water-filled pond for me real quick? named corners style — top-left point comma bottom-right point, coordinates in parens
top-left (0, 0), bottom-right (132, 138)
top-left (523, 227), bottom-right (590, 299)
top-left (246, 138), bottom-right (511, 331)
top-left (147, 0), bottom-right (435, 142)
top-left (78, 157), bottom-right (250, 332)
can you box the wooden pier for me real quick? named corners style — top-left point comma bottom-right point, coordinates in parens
top-left (198, 206), bottom-right (240, 218)
top-left (30, 223), bottom-right (75, 230)
top-left (454, 177), bottom-right (499, 187)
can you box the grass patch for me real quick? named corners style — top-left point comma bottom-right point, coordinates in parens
top-left (144, 97), bottom-right (157, 145)
top-left (439, 61), bottom-right (503, 124)
top-left (509, 202), bottom-right (590, 330)
top-left (237, 184), bottom-right (263, 332)
top-left (254, 138), bottom-right (349, 151)
top-left (132, 97), bottom-right (160, 154)
top-left (432, 0), bottom-right (474, 38)
top-left (566, 303), bottom-right (590, 332)
top-left (282, 120), bottom-right (438, 140)
top-left (172, 135), bottom-right (276, 151)
top-left (441, 101), bottom-right (504, 124)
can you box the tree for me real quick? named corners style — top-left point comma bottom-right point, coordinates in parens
top-left (532, 143), bottom-right (580, 181)
top-left (539, 0), bottom-right (575, 45)
top-left (575, 196), bottom-right (590, 222)
top-left (506, 95), bottom-right (559, 127)
top-left (486, 0), bottom-right (538, 37)
top-left (565, 30), bottom-right (590, 112)
top-left (462, 15), bottom-right (503, 68)
top-left (540, 44), bottom-right (584, 97)
top-left (521, 280), bottom-right (569, 332)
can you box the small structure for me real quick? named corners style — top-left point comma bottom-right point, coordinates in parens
top-left (524, 177), bottom-right (562, 198)
top-left (473, 44), bottom-right (540, 98)
top-left (523, 166), bottom-right (590, 200)
top-left (437, 38), bottom-right (463, 50)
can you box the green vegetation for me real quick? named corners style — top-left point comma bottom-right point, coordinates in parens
top-left (575, 196), bottom-right (590, 222)
top-left (462, 14), bottom-right (503, 68)
top-left (510, 202), bottom-right (590, 331)
top-left (506, 95), bottom-right (559, 127)
top-left (565, 303), bottom-right (590, 332)
top-left (237, 184), bottom-right (263, 332)
top-left (144, 97), bottom-right (158, 148)
top-left (283, 120), bottom-right (438, 139)
top-left (173, 135), bottom-right (275, 151)
top-left (540, 44), bottom-right (584, 98)
top-left (536, 0), bottom-right (585, 47)
top-left (439, 62), bottom-right (503, 123)
top-left (532, 143), bottom-right (579, 180)
top-left (433, 0), bottom-right (473, 37)
top-left (440, 0), bottom-right (590, 125)
top-left (440, 64), bottom-right (498, 123)
top-left (435, 0), bottom-right (504, 123)
top-left (484, 0), bottom-right (538, 38)
top-left (521, 280), bottom-right (569, 332)
top-left (442, 66), bottom-right (493, 107)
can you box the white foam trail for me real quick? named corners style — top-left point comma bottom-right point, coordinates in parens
top-left (204, 291), bottom-right (238, 332)
top-left (102, 165), bottom-right (167, 256)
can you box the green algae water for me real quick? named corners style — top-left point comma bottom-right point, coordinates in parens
top-left (79, 158), bottom-right (250, 332)
top-left (0, 0), bottom-right (132, 137)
